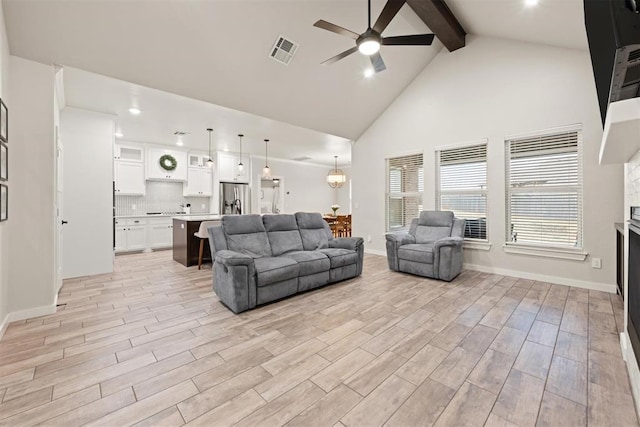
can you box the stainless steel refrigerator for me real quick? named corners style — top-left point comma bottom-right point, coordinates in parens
top-left (220, 182), bottom-right (250, 215)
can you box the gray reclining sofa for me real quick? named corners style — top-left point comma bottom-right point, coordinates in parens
top-left (208, 212), bottom-right (364, 313)
top-left (385, 211), bottom-right (465, 281)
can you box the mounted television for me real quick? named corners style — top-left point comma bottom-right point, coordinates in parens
top-left (584, 0), bottom-right (640, 125)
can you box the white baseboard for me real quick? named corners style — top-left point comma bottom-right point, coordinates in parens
top-left (463, 263), bottom-right (616, 293)
top-left (0, 304), bottom-right (57, 341)
top-left (621, 332), bottom-right (640, 420)
top-left (364, 249), bottom-right (386, 257)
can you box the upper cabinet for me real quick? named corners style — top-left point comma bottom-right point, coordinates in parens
top-left (147, 148), bottom-right (188, 181)
top-left (114, 144), bottom-right (144, 162)
top-left (188, 153), bottom-right (212, 168)
top-left (218, 152), bottom-right (249, 183)
top-left (184, 151), bottom-right (213, 197)
top-left (114, 143), bottom-right (145, 195)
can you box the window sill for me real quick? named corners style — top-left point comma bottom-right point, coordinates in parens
top-left (464, 240), bottom-right (492, 251)
top-left (502, 244), bottom-right (588, 261)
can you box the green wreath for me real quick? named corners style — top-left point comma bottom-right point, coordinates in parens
top-left (159, 154), bottom-right (177, 171)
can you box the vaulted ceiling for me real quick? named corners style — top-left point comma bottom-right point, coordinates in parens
top-left (3, 0), bottom-right (588, 142)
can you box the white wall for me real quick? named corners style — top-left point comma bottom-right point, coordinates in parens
top-left (7, 56), bottom-right (57, 316)
top-left (249, 157), bottom-right (350, 215)
top-left (352, 36), bottom-right (624, 291)
top-left (61, 107), bottom-right (114, 278)
top-left (0, 1), bottom-right (11, 333)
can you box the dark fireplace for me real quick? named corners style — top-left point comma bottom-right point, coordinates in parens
top-left (628, 207), bottom-right (640, 365)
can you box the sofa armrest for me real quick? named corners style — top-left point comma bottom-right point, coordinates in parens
top-left (329, 237), bottom-right (365, 277)
top-left (329, 237), bottom-right (364, 251)
top-left (214, 250), bottom-right (255, 267)
top-left (385, 232), bottom-right (415, 246)
top-left (212, 250), bottom-right (257, 313)
top-left (433, 237), bottom-right (464, 282)
top-left (385, 232), bottom-right (415, 271)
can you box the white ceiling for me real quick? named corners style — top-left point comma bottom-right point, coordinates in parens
top-left (3, 0), bottom-right (589, 155)
top-left (63, 67), bottom-right (352, 166)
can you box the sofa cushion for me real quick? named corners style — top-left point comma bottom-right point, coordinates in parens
top-left (414, 211), bottom-right (453, 244)
top-left (223, 215), bottom-right (272, 258)
top-left (263, 214), bottom-right (304, 256)
top-left (254, 257), bottom-right (299, 287)
top-left (295, 212), bottom-right (333, 250)
top-left (281, 251), bottom-right (330, 276)
top-left (318, 248), bottom-right (358, 268)
top-left (397, 243), bottom-right (434, 264)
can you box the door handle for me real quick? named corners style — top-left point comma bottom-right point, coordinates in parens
top-left (61, 220), bottom-right (68, 225)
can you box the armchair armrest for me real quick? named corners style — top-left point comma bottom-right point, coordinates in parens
top-left (329, 237), bottom-right (364, 251)
top-left (434, 237), bottom-right (464, 249)
top-left (433, 237), bottom-right (464, 282)
top-left (385, 232), bottom-right (416, 246)
top-left (214, 250), bottom-right (255, 267)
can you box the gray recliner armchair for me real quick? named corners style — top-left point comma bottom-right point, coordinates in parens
top-left (385, 211), bottom-right (465, 281)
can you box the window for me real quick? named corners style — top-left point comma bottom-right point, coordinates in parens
top-left (436, 142), bottom-right (488, 240)
top-left (506, 129), bottom-right (582, 249)
top-left (386, 153), bottom-right (423, 231)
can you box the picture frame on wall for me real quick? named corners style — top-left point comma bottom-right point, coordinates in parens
top-left (0, 143), bottom-right (6, 181)
top-left (0, 184), bottom-right (7, 222)
top-left (0, 98), bottom-right (6, 143)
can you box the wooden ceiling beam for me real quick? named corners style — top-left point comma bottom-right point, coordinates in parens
top-left (406, 0), bottom-right (466, 52)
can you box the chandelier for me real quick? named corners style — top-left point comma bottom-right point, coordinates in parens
top-left (326, 155), bottom-right (346, 188)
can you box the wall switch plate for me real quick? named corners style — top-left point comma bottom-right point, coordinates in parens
top-left (132, 204), bottom-right (136, 210)
top-left (591, 257), bottom-right (602, 269)
top-left (367, 235), bottom-right (372, 243)
top-left (201, 204), bottom-right (205, 209)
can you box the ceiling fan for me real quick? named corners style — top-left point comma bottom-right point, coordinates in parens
top-left (314, 0), bottom-right (435, 73)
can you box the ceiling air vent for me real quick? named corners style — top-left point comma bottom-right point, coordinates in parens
top-left (292, 156), bottom-right (312, 162)
top-left (269, 35), bottom-right (298, 65)
top-left (173, 131), bottom-right (190, 136)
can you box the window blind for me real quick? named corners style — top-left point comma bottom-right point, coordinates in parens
top-left (386, 153), bottom-right (423, 231)
top-left (505, 130), bottom-right (582, 248)
top-left (436, 143), bottom-right (488, 240)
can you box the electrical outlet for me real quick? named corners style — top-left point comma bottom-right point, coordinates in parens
top-left (367, 235), bottom-right (372, 243)
top-left (131, 204), bottom-right (136, 211)
top-left (591, 257), bottom-right (602, 269)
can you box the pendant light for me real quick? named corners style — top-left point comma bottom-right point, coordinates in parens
top-left (237, 134), bottom-right (244, 172)
top-left (262, 139), bottom-right (271, 179)
top-left (206, 128), bottom-right (214, 167)
top-left (327, 155), bottom-right (346, 188)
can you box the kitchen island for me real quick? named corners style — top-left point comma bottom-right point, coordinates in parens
top-left (172, 215), bottom-right (222, 267)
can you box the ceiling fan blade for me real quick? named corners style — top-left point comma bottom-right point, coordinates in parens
top-left (321, 46), bottom-right (359, 65)
top-left (314, 20), bottom-right (360, 40)
top-left (372, 0), bottom-right (406, 34)
top-left (370, 52), bottom-right (387, 73)
top-left (382, 34), bottom-right (435, 46)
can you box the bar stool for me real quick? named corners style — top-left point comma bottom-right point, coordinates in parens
top-left (194, 221), bottom-right (219, 270)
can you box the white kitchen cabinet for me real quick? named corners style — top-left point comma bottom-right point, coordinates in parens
top-left (147, 148), bottom-right (188, 181)
top-left (114, 218), bottom-right (149, 253)
top-left (114, 144), bottom-right (144, 162)
top-left (188, 152), bottom-right (212, 168)
top-left (115, 161), bottom-right (145, 195)
top-left (148, 217), bottom-right (173, 249)
top-left (184, 167), bottom-right (213, 197)
top-left (218, 152), bottom-right (249, 183)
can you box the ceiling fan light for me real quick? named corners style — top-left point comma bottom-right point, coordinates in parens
top-left (358, 39), bottom-right (380, 56)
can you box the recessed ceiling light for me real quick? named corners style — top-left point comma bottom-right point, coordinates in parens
top-left (176, 141), bottom-right (184, 147)
top-left (524, 0), bottom-right (538, 7)
top-left (128, 107), bottom-right (141, 115)
top-left (114, 132), bottom-right (123, 138)
top-left (364, 68), bottom-right (375, 78)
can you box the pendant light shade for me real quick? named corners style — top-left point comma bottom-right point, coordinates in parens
top-left (327, 155), bottom-right (346, 188)
top-left (262, 139), bottom-right (271, 179)
top-left (206, 128), bottom-right (214, 167)
top-left (237, 134), bottom-right (244, 172)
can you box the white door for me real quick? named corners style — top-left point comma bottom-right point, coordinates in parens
top-left (56, 137), bottom-right (64, 292)
top-left (115, 226), bottom-right (127, 252)
top-left (149, 224), bottom-right (172, 248)
top-left (127, 226), bottom-right (147, 250)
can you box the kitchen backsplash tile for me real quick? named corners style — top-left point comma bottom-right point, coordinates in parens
top-left (116, 181), bottom-right (210, 216)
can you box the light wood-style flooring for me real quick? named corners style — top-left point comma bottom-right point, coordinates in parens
top-left (0, 251), bottom-right (637, 426)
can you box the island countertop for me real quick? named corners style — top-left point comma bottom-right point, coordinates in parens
top-left (172, 214), bottom-right (223, 221)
